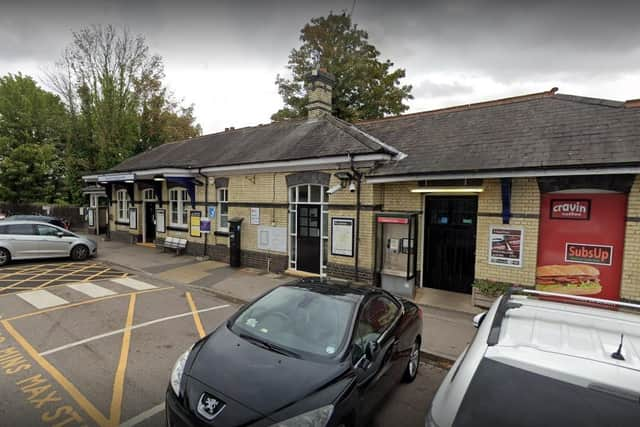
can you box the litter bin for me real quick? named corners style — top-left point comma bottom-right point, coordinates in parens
top-left (229, 217), bottom-right (243, 267)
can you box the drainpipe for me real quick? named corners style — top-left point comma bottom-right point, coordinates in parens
top-left (350, 157), bottom-right (362, 283)
top-left (199, 169), bottom-right (208, 258)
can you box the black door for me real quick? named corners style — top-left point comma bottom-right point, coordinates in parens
top-left (297, 205), bottom-right (321, 274)
top-left (423, 196), bottom-right (477, 293)
top-left (145, 203), bottom-right (156, 242)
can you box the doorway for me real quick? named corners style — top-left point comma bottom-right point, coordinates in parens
top-left (423, 196), bottom-right (478, 294)
top-left (297, 205), bottom-right (321, 274)
top-left (144, 202), bottom-right (156, 243)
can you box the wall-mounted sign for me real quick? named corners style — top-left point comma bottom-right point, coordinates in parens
top-left (129, 208), bottom-right (137, 230)
top-left (250, 207), bottom-right (260, 225)
top-left (377, 216), bottom-right (409, 224)
top-left (156, 209), bottom-right (166, 233)
top-left (565, 242), bottom-right (613, 266)
top-left (207, 205), bottom-right (216, 219)
top-left (190, 211), bottom-right (201, 237)
top-left (257, 226), bottom-right (287, 253)
top-left (537, 193), bottom-right (626, 300)
top-left (550, 199), bottom-right (591, 220)
top-left (488, 226), bottom-right (523, 267)
top-left (88, 208), bottom-right (95, 227)
top-left (332, 217), bottom-right (354, 257)
top-left (200, 217), bottom-right (211, 234)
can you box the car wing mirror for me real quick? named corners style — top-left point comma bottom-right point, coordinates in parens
top-left (56, 231), bottom-right (64, 238)
top-left (473, 312), bottom-right (487, 328)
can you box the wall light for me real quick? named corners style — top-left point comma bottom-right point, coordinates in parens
top-left (411, 188), bottom-right (484, 193)
top-left (124, 179), bottom-right (134, 183)
top-left (153, 175), bottom-right (166, 181)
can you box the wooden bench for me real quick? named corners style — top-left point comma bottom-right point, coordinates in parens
top-left (159, 237), bottom-right (188, 255)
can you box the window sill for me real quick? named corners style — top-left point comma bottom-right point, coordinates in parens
top-left (167, 225), bottom-right (188, 232)
top-left (214, 231), bottom-right (229, 237)
top-left (115, 220), bottom-right (130, 225)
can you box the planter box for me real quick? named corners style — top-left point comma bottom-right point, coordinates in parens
top-left (472, 287), bottom-right (497, 308)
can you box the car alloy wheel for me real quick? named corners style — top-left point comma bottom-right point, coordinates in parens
top-left (72, 245), bottom-right (89, 261)
top-left (0, 248), bottom-right (9, 266)
top-left (403, 340), bottom-right (420, 383)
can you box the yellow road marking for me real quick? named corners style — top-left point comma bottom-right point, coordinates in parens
top-left (1, 319), bottom-right (111, 427)
top-left (36, 263), bottom-right (99, 288)
top-left (4, 286), bottom-right (173, 321)
top-left (109, 294), bottom-right (136, 426)
top-left (0, 263), bottom-right (42, 279)
top-left (0, 279), bottom-right (114, 298)
top-left (186, 292), bottom-right (206, 338)
top-left (1, 262), bottom-right (75, 291)
top-left (84, 267), bottom-right (113, 282)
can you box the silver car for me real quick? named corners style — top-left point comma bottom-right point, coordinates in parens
top-left (427, 288), bottom-right (640, 427)
top-left (0, 220), bottom-right (97, 266)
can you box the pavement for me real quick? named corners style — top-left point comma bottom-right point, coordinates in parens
top-left (0, 242), bottom-right (449, 427)
top-left (92, 238), bottom-right (478, 362)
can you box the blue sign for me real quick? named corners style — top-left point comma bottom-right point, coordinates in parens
top-left (207, 205), bottom-right (216, 219)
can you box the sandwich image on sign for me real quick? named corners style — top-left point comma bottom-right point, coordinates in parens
top-left (536, 264), bottom-right (602, 295)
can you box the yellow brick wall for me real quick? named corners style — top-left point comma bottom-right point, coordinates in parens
top-left (622, 176), bottom-right (640, 300)
top-left (475, 178), bottom-right (540, 286)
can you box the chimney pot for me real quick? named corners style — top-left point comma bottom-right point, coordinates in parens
top-left (625, 99), bottom-right (640, 108)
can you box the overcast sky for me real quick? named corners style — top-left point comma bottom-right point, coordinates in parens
top-left (2, 0), bottom-right (639, 134)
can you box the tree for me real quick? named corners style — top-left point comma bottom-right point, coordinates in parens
top-left (47, 25), bottom-right (201, 175)
top-left (0, 74), bottom-right (68, 203)
top-left (272, 12), bottom-right (413, 122)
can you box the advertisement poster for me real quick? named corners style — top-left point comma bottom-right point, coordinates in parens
top-left (536, 194), bottom-right (626, 300)
top-left (190, 211), bottom-right (201, 237)
top-left (489, 226), bottom-right (523, 267)
top-left (250, 207), bottom-right (260, 225)
top-left (129, 208), bottom-right (137, 230)
top-left (200, 217), bottom-right (211, 234)
top-left (331, 218), bottom-right (354, 257)
top-left (156, 209), bottom-right (166, 233)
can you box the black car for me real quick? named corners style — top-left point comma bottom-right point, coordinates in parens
top-left (166, 280), bottom-right (423, 427)
top-left (5, 215), bottom-right (69, 230)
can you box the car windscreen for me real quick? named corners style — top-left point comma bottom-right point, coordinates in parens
top-left (453, 358), bottom-right (640, 427)
top-left (230, 286), bottom-right (356, 359)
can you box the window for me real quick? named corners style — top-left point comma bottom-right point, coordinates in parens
top-left (142, 188), bottom-right (156, 201)
top-left (36, 224), bottom-right (60, 236)
top-left (218, 188), bottom-right (228, 231)
top-left (169, 188), bottom-right (189, 227)
top-left (352, 296), bottom-right (400, 362)
top-left (116, 190), bottom-right (130, 222)
top-left (6, 224), bottom-right (36, 235)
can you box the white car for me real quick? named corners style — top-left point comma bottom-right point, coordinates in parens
top-left (427, 288), bottom-right (640, 427)
top-left (0, 220), bottom-right (97, 266)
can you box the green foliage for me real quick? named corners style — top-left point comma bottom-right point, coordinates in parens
top-left (472, 279), bottom-right (514, 297)
top-left (272, 12), bottom-right (413, 122)
top-left (0, 74), bottom-right (69, 203)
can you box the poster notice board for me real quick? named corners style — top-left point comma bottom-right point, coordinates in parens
top-left (200, 217), bottom-right (211, 234)
top-left (489, 226), bottom-right (523, 267)
top-left (537, 194), bottom-right (626, 300)
top-left (190, 211), bottom-right (201, 237)
top-left (250, 208), bottom-right (260, 225)
top-left (129, 208), bottom-right (137, 230)
top-left (257, 226), bottom-right (287, 253)
top-left (332, 218), bottom-right (354, 257)
top-left (156, 209), bottom-right (166, 233)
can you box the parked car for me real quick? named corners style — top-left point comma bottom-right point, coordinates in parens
top-left (426, 288), bottom-right (640, 427)
top-left (166, 280), bottom-right (423, 427)
top-left (5, 215), bottom-right (70, 230)
top-left (0, 220), bottom-right (96, 266)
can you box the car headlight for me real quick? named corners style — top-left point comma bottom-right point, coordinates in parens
top-left (271, 404), bottom-right (334, 427)
top-left (170, 349), bottom-right (191, 396)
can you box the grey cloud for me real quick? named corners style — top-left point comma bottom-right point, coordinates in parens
top-left (413, 80), bottom-right (474, 98)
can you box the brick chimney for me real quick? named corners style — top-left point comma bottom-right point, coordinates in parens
top-left (625, 98), bottom-right (640, 108)
top-left (306, 68), bottom-right (335, 119)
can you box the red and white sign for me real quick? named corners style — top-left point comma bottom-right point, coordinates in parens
top-left (377, 217), bottom-right (408, 224)
top-left (550, 199), bottom-right (591, 220)
top-left (537, 194), bottom-right (626, 300)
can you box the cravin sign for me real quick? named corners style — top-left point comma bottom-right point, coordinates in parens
top-left (550, 199), bottom-right (591, 220)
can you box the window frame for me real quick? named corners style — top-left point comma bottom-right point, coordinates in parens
top-left (116, 189), bottom-right (130, 222)
top-left (217, 187), bottom-right (229, 232)
top-left (169, 187), bottom-right (189, 228)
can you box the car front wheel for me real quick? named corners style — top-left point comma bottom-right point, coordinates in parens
top-left (71, 245), bottom-right (89, 261)
top-left (402, 339), bottom-right (420, 383)
top-left (0, 248), bottom-right (10, 266)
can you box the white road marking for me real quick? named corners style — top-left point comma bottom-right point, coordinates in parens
top-left (112, 277), bottom-right (157, 291)
top-left (17, 290), bottom-right (69, 309)
top-left (39, 304), bottom-right (231, 356)
top-left (119, 402), bottom-right (165, 427)
top-left (67, 282), bottom-right (116, 298)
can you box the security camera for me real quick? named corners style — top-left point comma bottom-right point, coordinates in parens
top-left (349, 182), bottom-right (356, 192)
top-left (326, 184), bottom-right (342, 195)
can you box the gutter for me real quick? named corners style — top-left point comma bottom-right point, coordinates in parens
top-left (366, 165), bottom-right (640, 184)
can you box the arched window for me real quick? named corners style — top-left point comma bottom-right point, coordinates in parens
top-left (142, 188), bottom-right (156, 201)
top-left (169, 188), bottom-right (189, 227)
top-left (288, 184), bottom-right (329, 275)
top-left (116, 190), bottom-right (130, 222)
